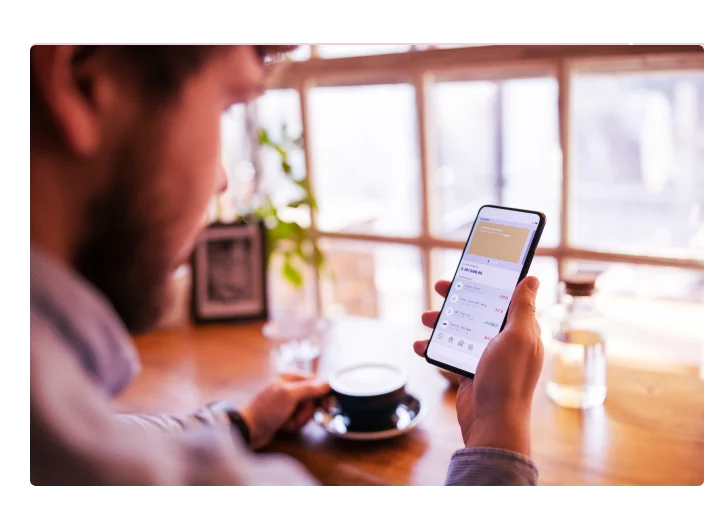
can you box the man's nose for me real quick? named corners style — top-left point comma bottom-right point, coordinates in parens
top-left (215, 163), bottom-right (228, 195)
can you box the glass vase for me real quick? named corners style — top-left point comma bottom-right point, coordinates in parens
top-left (263, 255), bottom-right (329, 374)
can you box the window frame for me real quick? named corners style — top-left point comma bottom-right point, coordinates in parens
top-left (257, 45), bottom-right (704, 313)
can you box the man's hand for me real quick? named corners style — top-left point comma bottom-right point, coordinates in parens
top-left (413, 277), bottom-right (544, 457)
top-left (240, 372), bottom-right (330, 449)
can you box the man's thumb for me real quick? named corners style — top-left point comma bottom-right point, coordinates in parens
top-left (505, 276), bottom-right (540, 330)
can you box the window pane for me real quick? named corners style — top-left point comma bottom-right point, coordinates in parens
top-left (433, 81), bottom-right (496, 238)
top-left (564, 261), bottom-right (704, 367)
top-left (221, 105), bottom-right (250, 181)
top-left (256, 90), bottom-right (310, 226)
top-left (309, 85), bottom-right (421, 236)
top-left (431, 250), bottom-right (558, 312)
top-left (219, 105), bottom-right (253, 221)
top-left (566, 260), bottom-right (704, 303)
top-left (317, 45), bottom-right (411, 58)
top-left (571, 71), bottom-right (704, 258)
top-left (502, 78), bottom-right (561, 245)
top-left (320, 240), bottom-right (423, 325)
top-left (286, 46), bottom-right (311, 61)
top-left (433, 78), bottom-right (560, 245)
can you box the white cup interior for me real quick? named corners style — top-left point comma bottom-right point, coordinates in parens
top-left (330, 363), bottom-right (407, 397)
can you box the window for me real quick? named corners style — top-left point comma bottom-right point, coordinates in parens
top-left (242, 45), bottom-right (704, 367)
top-left (219, 105), bottom-right (253, 222)
top-left (433, 77), bottom-right (560, 245)
top-left (433, 81), bottom-right (497, 237)
top-left (256, 89), bottom-right (307, 214)
top-left (564, 261), bottom-right (704, 366)
top-left (286, 46), bottom-right (312, 62)
top-left (317, 45), bottom-right (412, 58)
top-left (319, 239), bottom-right (423, 326)
top-left (309, 84), bottom-right (421, 236)
top-left (565, 260), bottom-right (704, 304)
top-left (571, 70), bottom-right (704, 259)
top-left (221, 105), bottom-right (250, 181)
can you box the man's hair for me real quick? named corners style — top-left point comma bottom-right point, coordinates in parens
top-left (70, 45), bottom-right (295, 98)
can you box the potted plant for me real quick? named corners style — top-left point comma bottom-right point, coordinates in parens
top-left (251, 125), bottom-right (330, 371)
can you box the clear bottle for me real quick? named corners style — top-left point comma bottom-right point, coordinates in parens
top-left (546, 275), bottom-right (607, 409)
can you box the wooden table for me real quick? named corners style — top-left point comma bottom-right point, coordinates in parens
top-left (116, 317), bottom-right (704, 485)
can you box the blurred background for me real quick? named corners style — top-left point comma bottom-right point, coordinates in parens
top-left (213, 44), bottom-right (703, 375)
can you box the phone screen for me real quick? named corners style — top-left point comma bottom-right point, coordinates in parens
top-left (425, 205), bottom-right (544, 376)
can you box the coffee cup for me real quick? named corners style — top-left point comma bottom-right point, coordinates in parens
top-left (329, 363), bottom-right (408, 432)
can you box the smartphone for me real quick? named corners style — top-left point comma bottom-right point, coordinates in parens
top-left (425, 205), bottom-right (546, 378)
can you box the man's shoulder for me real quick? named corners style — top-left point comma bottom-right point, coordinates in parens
top-left (31, 290), bottom-right (140, 395)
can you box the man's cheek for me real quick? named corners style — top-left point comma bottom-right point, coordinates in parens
top-left (177, 168), bottom-right (219, 257)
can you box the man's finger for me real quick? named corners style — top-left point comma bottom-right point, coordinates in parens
top-left (292, 400), bottom-right (313, 418)
top-left (413, 340), bottom-right (428, 357)
top-left (505, 276), bottom-right (540, 331)
top-left (284, 401), bottom-right (315, 432)
top-left (280, 371), bottom-right (314, 383)
top-left (421, 311), bottom-right (439, 328)
top-left (295, 402), bottom-right (316, 425)
top-left (285, 379), bottom-right (331, 402)
top-left (435, 280), bottom-right (451, 298)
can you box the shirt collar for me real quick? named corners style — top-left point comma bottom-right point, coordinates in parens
top-left (30, 244), bottom-right (140, 395)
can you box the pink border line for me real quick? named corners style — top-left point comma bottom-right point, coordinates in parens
top-left (30, 40), bottom-right (629, 47)
top-left (29, 40), bottom-right (704, 48)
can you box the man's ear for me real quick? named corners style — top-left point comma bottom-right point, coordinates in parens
top-left (31, 46), bottom-right (108, 156)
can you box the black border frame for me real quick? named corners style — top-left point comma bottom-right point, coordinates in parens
top-left (190, 220), bottom-right (268, 324)
top-left (424, 204), bottom-right (546, 379)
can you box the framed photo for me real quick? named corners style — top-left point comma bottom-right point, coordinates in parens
top-left (191, 221), bottom-right (267, 323)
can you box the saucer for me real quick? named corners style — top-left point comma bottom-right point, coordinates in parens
top-left (314, 393), bottom-right (427, 441)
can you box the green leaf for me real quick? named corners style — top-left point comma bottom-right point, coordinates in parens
top-left (255, 125), bottom-right (326, 287)
top-left (307, 192), bottom-right (318, 211)
top-left (268, 220), bottom-right (296, 243)
top-left (282, 258), bottom-right (304, 288)
top-left (313, 245), bottom-right (325, 269)
top-left (293, 177), bottom-right (310, 192)
top-left (286, 198), bottom-right (309, 208)
top-left (292, 246), bottom-right (307, 264)
top-left (257, 128), bottom-right (270, 146)
top-left (270, 221), bottom-right (306, 251)
top-left (255, 195), bottom-right (277, 217)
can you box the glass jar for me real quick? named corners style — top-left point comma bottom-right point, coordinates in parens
top-left (263, 316), bottom-right (330, 374)
top-left (545, 275), bottom-right (607, 409)
top-left (263, 254), bottom-right (327, 374)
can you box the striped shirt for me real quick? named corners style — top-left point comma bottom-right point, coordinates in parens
top-left (30, 244), bottom-right (537, 485)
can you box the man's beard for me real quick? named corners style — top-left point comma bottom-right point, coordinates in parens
top-left (74, 146), bottom-right (174, 335)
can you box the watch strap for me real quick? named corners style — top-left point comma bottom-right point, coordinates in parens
top-left (207, 401), bottom-right (251, 447)
top-left (226, 408), bottom-right (251, 447)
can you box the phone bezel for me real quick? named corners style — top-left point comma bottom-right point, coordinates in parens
top-left (424, 204), bottom-right (546, 379)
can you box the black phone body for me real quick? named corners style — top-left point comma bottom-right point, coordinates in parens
top-left (424, 205), bottom-right (546, 379)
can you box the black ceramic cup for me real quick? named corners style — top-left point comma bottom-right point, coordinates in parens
top-left (329, 363), bottom-right (409, 432)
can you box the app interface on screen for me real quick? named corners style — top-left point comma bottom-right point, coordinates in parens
top-left (427, 207), bottom-right (541, 374)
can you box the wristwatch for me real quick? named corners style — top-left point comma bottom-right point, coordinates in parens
top-left (208, 401), bottom-right (251, 447)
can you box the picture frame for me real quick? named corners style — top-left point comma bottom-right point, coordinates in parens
top-left (191, 220), bottom-right (268, 323)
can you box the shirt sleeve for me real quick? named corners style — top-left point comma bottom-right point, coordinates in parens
top-left (31, 325), bottom-right (316, 485)
top-left (444, 447), bottom-right (539, 485)
top-left (116, 404), bottom-right (233, 434)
